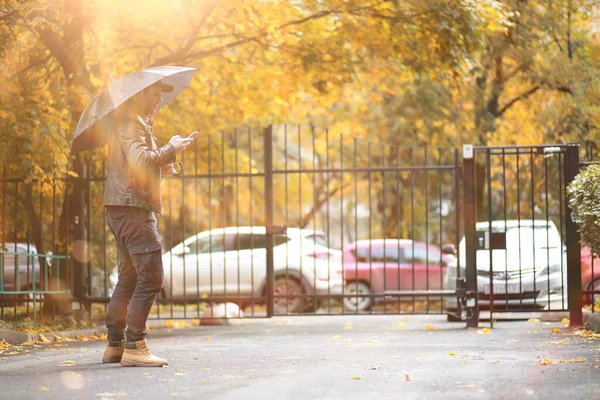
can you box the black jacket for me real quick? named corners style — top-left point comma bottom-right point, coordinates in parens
top-left (103, 114), bottom-right (175, 214)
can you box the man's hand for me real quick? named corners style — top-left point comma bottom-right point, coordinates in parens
top-left (169, 135), bottom-right (193, 154)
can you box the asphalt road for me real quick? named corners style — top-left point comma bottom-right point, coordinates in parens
top-left (0, 315), bottom-right (599, 400)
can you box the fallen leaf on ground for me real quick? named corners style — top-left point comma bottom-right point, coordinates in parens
top-left (447, 351), bottom-right (456, 356)
top-left (575, 358), bottom-right (585, 363)
top-left (551, 328), bottom-right (560, 333)
top-left (528, 318), bottom-right (540, 323)
top-left (332, 335), bottom-right (341, 339)
top-left (490, 361), bottom-right (499, 364)
top-left (174, 372), bottom-right (187, 376)
top-left (477, 328), bottom-right (491, 334)
top-left (40, 387), bottom-right (49, 391)
top-left (393, 322), bottom-right (406, 327)
top-left (538, 360), bottom-right (552, 365)
top-left (0, 340), bottom-right (10, 348)
top-left (424, 325), bottom-right (436, 331)
top-left (38, 335), bottom-right (51, 344)
top-left (192, 319), bottom-right (201, 326)
top-left (204, 337), bottom-right (211, 341)
top-left (351, 376), bottom-right (361, 380)
top-left (53, 335), bottom-right (63, 342)
top-left (561, 318), bottom-right (570, 324)
top-left (405, 374), bottom-right (411, 381)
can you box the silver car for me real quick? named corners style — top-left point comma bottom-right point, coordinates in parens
top-left (444, 220), bottom-right (567, 313)
top-left (0, 243), bottom-right (48, 292)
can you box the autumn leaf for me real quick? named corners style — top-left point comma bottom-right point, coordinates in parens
top-left (538, 360), bottom-right (552, 365)
top-left (332, 335), bottom-right (341, 339)
top-left (174, 372), bottom-right (187, 376)
top-left (528, 318), bottom-right (540, 323)
top-left (393, 322), bottom-right (406, 327)
top-left (550, 328), bottom-right (560, 333)
top-left (38, 335), bottom-right (51, 344)
top-left (447, 350), bottom-right (456, 356)
top-left (53, 335), bottom-right (63, 342)
top-left (477, 328), bottom-right (491, 334)
top-left (424, 325), bottom-right (436, 331)
top-left (405, 374), bottom-right (411, 381)
top-left (40, 387), bottom-right (49, 391)
top-left (351, 376), bottom-right (361, 380)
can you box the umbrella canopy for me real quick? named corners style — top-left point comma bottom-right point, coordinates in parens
top-left (71, 66), bottom-right (196, 153)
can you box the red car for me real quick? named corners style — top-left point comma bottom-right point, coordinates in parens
top-left (342, 239), bottom-right (454, 311)
top-left (580, 246), bottom-right (600, 305)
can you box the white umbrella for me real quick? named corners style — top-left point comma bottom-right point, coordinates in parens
top-left (71, 66), bottom-right (196, 153)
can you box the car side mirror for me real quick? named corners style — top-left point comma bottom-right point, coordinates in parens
top-left (441, 244), bottom-right (457, 256)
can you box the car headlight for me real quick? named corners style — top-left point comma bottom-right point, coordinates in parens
top-left (537, 264), bottom-right (562, 277)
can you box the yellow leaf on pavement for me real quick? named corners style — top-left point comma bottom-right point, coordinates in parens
top-left (424, 325), bottom-right (436, 331)
top-left (332, 335), bottom-right (341, 339)
top-left (561, 318), bottom-right (570, 324)
top-left (538, 359), bottom-right (552, 365)
top-left (204, 337), bottom-right (211, 341)
top-left (393, 322), bottom-right (406, 327)
top-left (53, 335), bottom-right (63, 342)
top-left (528, 318), bottom-right (540, 323)
top-left (38, 335), bottom-right (51, 344)
top-left (550, 328), bottom-right (560, 333)
top-left (40, 387), bottom-right (49, 391)
top-left (174, 372), bottom-right (187, 376)
top-left (351, 376), bottom-right (361, 380)
top-left (477, 328), bottom-right (491, 334)
top-left (447, 351), bottom-right (456, 356)
top-left (575, 358), bottom-right (585, 363)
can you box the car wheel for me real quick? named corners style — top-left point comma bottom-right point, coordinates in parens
top-left (342, 281), bottom-right (373, 312)
top-left (273, 277), bottom-right (304, 314)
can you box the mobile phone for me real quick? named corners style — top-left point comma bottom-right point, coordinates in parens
top-left (187, 131), bottom-right (199, 139)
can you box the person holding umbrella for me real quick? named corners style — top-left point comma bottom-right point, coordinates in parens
top-left (72, 66), bottom-right (197, 367)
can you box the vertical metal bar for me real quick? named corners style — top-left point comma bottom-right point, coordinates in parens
top-left (340, 134), bottom-right (345, 315)
top-left (558, 151), bottom-right (566, 310)
top-left (425, 147), bottom-right (430, 313)
top-left (311, 125), bottom-right (317, 314)
top-left (208, 134), bottom-right (213, 318)
top-left (182, 148), bottom-right (187, 318)
top-left (264, 125), bottom-right (275, 318)
top-left (367, 142), bottom-right (373, 314)
top-left (544, 154), bottom-right (551, 309)
top-left (564, 144), bottom-right (582, 326)
top-left (463, 147), bottom-right (479, 327)
top-left (26, 182), bottom-right (31, 317)
top-left (454, 148), bottom-right (461, 281)
top-left (397, 147), bottom-right (401, 312)
top-left (235, 129), bottom-right (241, 317)
top-left (530, 150), bottom-right (537, 309)
top-left (284, 125), bottom-right (290, 315)
top-left (298, 125), bottom-right (303, 313)
top-left (1, 166), bottom-right (5, 319)
top-left (14, 181), bottom-right (18, 319)
top-left (502, 149), bottom-right (508, 310)
top-left (354, 138), bottom-right (358, 313)
top-left (102, 161), bottom-right (107, 315)
top-left (221, 131), bottom-right (227, 315)
top-left (382, 144), bottom-right (387, 315)
top-left (325, 127), bottom-right (331, 314)
top-left (168, 174), bottom-right (173, 319)
top-left (486, 149), bottom-right (494, 328)
top-left (72, 156), bottom-right (85, 305)
top-left (195, 135), bottom-right (200, 317)
top-left (248, 128), bottom-right (255, 315)
top-left (516, 150), bottom-right (523, 310)
top-left (438, 148), bottom-right (443, 312)
top-left (410, 148), bottom-right (415, 311)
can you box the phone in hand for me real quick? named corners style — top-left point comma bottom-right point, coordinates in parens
top-left (187, 131), bottom-right (199, 140)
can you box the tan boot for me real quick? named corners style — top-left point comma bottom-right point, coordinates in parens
top-left (102, 341), bottom-right (124, 363)
top-left (120, 339), bottom-right (168, 367)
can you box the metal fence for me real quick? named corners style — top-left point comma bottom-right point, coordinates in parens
top-left (1, 126), bottom-right (597, 327)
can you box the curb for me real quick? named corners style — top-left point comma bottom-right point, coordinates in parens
top-left (0, 326), bottom-right (107, 345)
top-left (583, 309), bottom-right (600, 333)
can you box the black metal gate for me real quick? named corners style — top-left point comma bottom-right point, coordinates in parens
top-left (462, 144), bottom-right (582, 327)
top-left (3, 127), bottom-right (592, 328)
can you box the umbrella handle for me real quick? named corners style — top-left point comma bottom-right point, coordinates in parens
top-left (172, 161), bottom-right (184, 176)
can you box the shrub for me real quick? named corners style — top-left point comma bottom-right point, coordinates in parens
top-left (567, 164), bottom-right (600, 255)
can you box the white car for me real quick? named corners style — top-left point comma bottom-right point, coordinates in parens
top-left (161, 227), bottom-right (344, 313)
top-left (444, 220), bottom-right (567, 314)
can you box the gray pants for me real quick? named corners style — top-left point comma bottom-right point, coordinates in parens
top-left (105, 206), bottom-right (163, 342)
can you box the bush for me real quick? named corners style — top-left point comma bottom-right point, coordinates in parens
top-left (567, 164), bottom-right (600, 255)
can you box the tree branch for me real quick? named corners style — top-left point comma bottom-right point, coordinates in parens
top-left (496, 85), bottom-right (540, 117)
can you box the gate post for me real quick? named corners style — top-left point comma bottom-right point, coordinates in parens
top-left (564, 144), bottom-right (583, 327)
top-left (264, 125), bottom-right (275, 318)
top-left (463, 145), bottom-right (479, 327)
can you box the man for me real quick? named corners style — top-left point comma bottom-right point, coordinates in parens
top-left (102, 81), bottom-right (193, 367)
